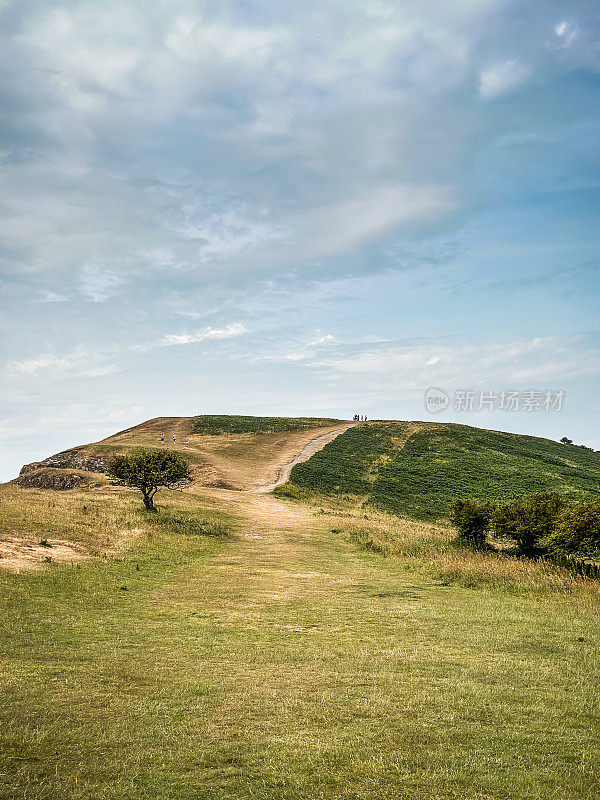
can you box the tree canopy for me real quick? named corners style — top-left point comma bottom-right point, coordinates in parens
top-left (110, 448), bottom-right (190, 510)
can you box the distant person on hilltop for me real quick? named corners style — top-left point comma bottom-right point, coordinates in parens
top-left (173, 434), bottom-right (176, 444)
top-left (160, 433), bottom-right (164, 444)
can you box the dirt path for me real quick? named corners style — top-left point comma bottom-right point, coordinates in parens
top-left (253, 426), bottom-right (353, 493)
top-left (159, 483), bottom-right (426, 643)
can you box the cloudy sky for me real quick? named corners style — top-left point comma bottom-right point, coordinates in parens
top-left (1, 0), bottom-right (599, 479)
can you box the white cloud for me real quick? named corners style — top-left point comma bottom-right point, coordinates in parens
top-left (37, 290), bottom-right (68, 303)
top-left (555, 22), bottom-right (568, 37)
top-left (554, 20), bottom-right (578, 47)
top-left (17, 6), bottom-right (141, 108)
top-left (298, 184), bottom-right (456, 258)
top-left (79, 263), bottom-right (126, 302)
top-left (178, 202), bottom-right (287, 264)
top-left (5, 322), bottom-right (248, 379)
top-left (4, 321), bottom-right (249, 386)
top-left (6, 348), bottom-right (118, 378)
top-left (254, 331), bottom-right (337, 364)
top-left (479, 60), bottom-right (531, 99)
top-left (311, 336), bottom-right (600, 386)
top-left (159, 322), bottom-right (247, 347)
top-left (307, 334), bottom-right (335, 347)
top-left (165, 18), bottom-right (288, 69)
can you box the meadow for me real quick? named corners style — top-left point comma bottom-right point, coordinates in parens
top-left (1, 481), bottom-right (599, 799)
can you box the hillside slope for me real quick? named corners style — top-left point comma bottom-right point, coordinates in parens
top-left (16, 415), bottom-right (351, 492)
top-left (15, 416), bottom-right (600, 521)
top-left (285, 421), bottom-right (600, 520)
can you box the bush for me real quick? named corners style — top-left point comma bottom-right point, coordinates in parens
top-left (450, 499), bottom-right (494, 547)
top-left (492, 492), bottom-right (565, 555)
top-left (542, 499), bottom-right (600, 558)
top-left (273, 483), bottom-right (312, 500)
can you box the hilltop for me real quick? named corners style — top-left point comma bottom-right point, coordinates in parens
top-left (15, 416), bottom-right (600, 522)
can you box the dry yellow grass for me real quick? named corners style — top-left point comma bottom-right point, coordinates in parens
top-left (0, 484), bottom-right (144, 571)
top-left (0, 481), bottom-right (230, 572)
top-left (88, 416), bottom-right (355, 490)
top-left (2, 419), bottom-right (354, 573)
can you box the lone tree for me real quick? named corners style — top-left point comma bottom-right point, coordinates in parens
top-left (110, 448), bottom-right (190, 510)
top-left (560, 436), bottom-right (573, 445)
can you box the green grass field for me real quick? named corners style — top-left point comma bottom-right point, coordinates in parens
top-left (285, 422), bottom-right (600, 521)
top-left (1, 484), bottom-right (599, 800)
top-left (1, 418), bottom-right (599, 799)
top-left (191, 415), bottom-right (342, 435)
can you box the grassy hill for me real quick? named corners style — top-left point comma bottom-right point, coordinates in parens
top-left (284, 421), bottom-right (600, 520)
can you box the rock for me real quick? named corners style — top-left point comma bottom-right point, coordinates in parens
top-left (19, 449), bottom-right (111, 477)
top-left (16, 468), bottom-right (88, 490)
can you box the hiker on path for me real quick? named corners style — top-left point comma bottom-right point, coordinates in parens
top-left (173, 434), bottom-right (176, 444)
top-left (160, 433), bottom-right (164, 444)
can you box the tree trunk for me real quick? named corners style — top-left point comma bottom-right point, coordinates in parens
top-left (142, 488), bottom-right (157, 511)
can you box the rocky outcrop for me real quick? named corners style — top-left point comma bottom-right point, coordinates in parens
top-left (16, 448), bottom-right (112, 491)
top-left (19, 449), bottom-right (111, 477)
top-left (16, 468), bottom-right (91, 490)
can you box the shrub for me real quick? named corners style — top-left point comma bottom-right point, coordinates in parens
top-left (273, 483), bottom-right (312, 500)
top-left (450, 499), bottom-right (494, 548)
top-left (492, 492), bottom-right (565, 555)
top-left (542, 499), bottom-right (600, 558)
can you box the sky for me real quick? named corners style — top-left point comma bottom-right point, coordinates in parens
top-left (1, 0), bottom-right (599, 480)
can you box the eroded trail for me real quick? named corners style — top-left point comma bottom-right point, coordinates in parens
top-left (253, 426), bottom-right (353, 493)
top-left (184, 488), bottom-right (350, 604)
top-left (186, 419), bottom-right (430, 609)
